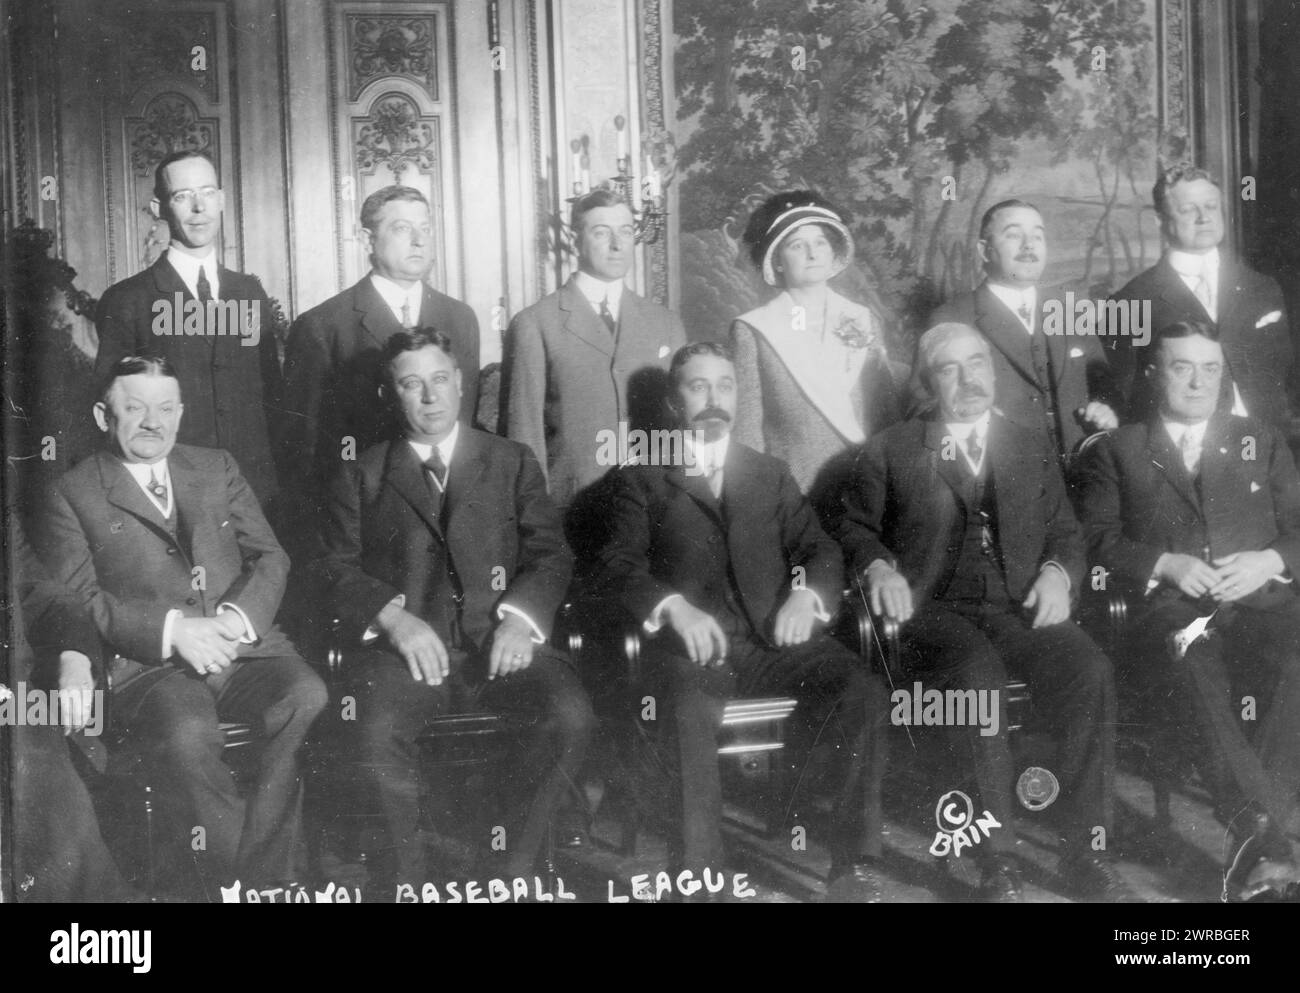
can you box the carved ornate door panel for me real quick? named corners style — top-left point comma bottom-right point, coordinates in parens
top-left (328, 3), bottom-right (460, 295)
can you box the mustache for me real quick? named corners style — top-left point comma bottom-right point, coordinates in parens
top-left (956, 385), bottom-right (990, 399)
top-left (692, 407), bottom-right (732, 423)
top-left (1015, 252), bottom-right (1040, 262)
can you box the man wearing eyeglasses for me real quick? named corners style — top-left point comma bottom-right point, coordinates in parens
top-left (94, 150), bottom-right (283, 504)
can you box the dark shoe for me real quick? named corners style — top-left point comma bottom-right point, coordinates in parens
top-left (825, 858), bottom-right (885, 903)
top-left (976, 855), bottom-right (1023, 903)
top-left (1059, 853), bottom-right (1138, 903)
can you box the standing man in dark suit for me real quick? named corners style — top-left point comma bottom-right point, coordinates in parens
top-left (318, 329), bottom-right (593, 887)
top-left (929, 200), bottom-right (1118, 464)
top-left (1109, 164), bottom-right (1294, 431)
top-left (280, 186), bottom-right (480, 512)
top-left (501, 189), bottom-right (686, 549)
top-left (596, 342), bottom-right (889, 902)
top-left (1077, 320), bottom-right (1300, 899)
top-left (95, 151), bottom-right (282, 502)
top-left (36, 356), bottom-right (327, 894)
top-left (840, 323), bottom-right (1128, 902)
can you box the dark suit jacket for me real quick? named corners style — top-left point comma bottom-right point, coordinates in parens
top-left (14, 523), bottom-right (101, 664)
top-left (319, 428), bottom-right (573, 652)
top-left (501, 277), bottom-right (686, 509)
top-left (280, 276), bottom-right (481, 500)
top-left (838, 411), bottom-right (1085, 604)
top-left (595, 441), bottom-right (845, 644)
top-left (94, 253), bottom-right (282, 501)
top-left (1107, 256), bottom-right (1293, 429)
top-left (1076, 412), bottom-right (1300, 611)
top-left (929, 283), bottom-right (1117, 459)
top-left (36, 445), bottom-right (295, 671)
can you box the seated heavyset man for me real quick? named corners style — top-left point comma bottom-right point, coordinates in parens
top-left (1077, 320), bottom-right (1300, 899)
top-left (318, 328), bottom-right (594, 887)
top-left (596, 341), bottom-right (889, 902)
top-left (839, 323), bottom-right (1129, 902)
top-left (37, 356), bottom-right (327, 895)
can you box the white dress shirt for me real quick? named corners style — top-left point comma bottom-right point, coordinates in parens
top-left (1163, 417), bottom-right (1208, 471)
top-left (370, 272), bottom-right (425, 327)
top-left (944, 410), bottom-right (991, 476)
top-left (167, 247), bottom-right (220, 300)
top-left (987, 283), bottom-right (1038, 333)
top-left (574, 270), bottom-right (625, 323)
top-left (1168, 247), bottom-right (1220, 321)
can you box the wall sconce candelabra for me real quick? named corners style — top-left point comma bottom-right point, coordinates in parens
top-left (555, 114), bottom-right (672, 258)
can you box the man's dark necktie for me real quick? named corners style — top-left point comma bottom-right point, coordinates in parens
top-left (196, 266), bottom-right (213, 304)
top-left (1017, 301), bottom-right (1033, 329)
top-left (148, 466), bottom-right (169, 504)
top-left (423, 450), bottom-right (448, 516)
top-left (599, 297), bottom-right (617, 336)
top-left (967, 432), bottom-right (983, 465)
top-left (401, 300), bottom-right (413, 328)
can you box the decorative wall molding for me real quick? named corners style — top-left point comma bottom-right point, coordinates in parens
top-left (1159, 0), bottom-right (1192, 163)
top-left (347, 14), bottom-right (436, 101)
top-left (527, 0), bottom-right (548, 297)
top-left (639, 0), bottom-right (668, 305)
top-left (354, 91), bottom-right (438, 180)
top-left (128, 92), bottom-right (218, 177)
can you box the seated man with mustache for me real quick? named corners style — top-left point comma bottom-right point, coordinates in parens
top-left (838, 323), bottom-right (1129, 902)
top-left (596, 341), bottom-right (890, 902)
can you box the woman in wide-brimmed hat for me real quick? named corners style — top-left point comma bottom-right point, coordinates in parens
top-left (729, 191), bottom-right (902, 494)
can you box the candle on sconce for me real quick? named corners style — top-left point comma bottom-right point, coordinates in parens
top-left (615, 115), bottom-right (628, 162)
top-left (580, 153), bottom-right (591, 195)
top-left (570, 139), bottom-right (582, 193)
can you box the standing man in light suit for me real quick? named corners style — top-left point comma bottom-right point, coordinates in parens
top-left (501, 188), bottom-right (686, 560)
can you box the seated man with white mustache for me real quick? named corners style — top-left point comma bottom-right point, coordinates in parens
top-left (839, 323), bottom-right (1128, 902)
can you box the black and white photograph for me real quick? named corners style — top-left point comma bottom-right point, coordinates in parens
top-left (2, 0), bottom-right (1300, 932)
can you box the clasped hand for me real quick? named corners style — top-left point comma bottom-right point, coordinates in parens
top-left (1157, 550), bottom-right (1283, 602)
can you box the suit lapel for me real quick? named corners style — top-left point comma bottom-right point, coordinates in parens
top-left (355, 276), bottom-right (402, 351)
top-left (975, 283), bottom-right (1039, 387)
top-left (383, 440), bottom-right (445, 541)
top-left (1154, 257), bottom-right (1207, 321)
top-left (443, 427), bottom-right (486, 528)
top-left (168, 448), bottom-right (206, 559)
top-left (1145, 417), bottom-right (1202, 514)
top-left (559, 278), bottom-right (616, 357)
top-left (1214, 257), bottom-right (1246, 344)
top-left (664, 460), bottom-right (724, 527)
top-left (98, 453), bottom-right (189, 556)
top-left (1195, 414), bottom-right (1232, 513)
top-left (924, 416), bottom-right (968, 501)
